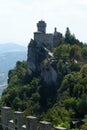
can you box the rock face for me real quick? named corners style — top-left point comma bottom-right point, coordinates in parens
top-left (40, 59), bottom-right (57, 84)
top-left (27, 20), bottom-right (62, 84)
top-left (27, 39), bottom-right (57, 84)
top-left (27, 39), bottom-right (48, 74)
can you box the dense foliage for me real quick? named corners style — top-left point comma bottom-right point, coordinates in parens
top-left (1, 28), bottom-right (87, 129)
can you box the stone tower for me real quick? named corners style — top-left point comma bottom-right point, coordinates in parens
top-left (34, 20), bottom-right (53, 50)
top-left (37, 20), bottom-right (46, 33)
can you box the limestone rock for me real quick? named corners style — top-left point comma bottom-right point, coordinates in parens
top-left (41, 59), bottom-right (57, 84)
top-left (27, 39), bottom-right (57, 84)
top-left (27, 39), bottom-right (48, 74)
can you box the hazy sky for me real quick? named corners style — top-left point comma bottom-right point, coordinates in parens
top-left (0, 0), bottom-right (87, 46)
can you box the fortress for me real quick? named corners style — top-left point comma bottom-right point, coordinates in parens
top-left (27, 20), bottom-right (62, 83)
top-left (0, 106), bottom-right (67, 130)
top-left (33, 20), bottom-right (62, 50)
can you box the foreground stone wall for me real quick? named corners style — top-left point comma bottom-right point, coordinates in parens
top-left (0, 107), bottom-right (67, 130)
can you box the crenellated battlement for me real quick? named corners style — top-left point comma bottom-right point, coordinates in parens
top-left (0, 106), bottom-right (67, 130)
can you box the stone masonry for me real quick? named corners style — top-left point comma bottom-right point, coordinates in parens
top-left (0, 106), bottom-right (67, 130)
top-left (34, 20), bottom-right (62, 51)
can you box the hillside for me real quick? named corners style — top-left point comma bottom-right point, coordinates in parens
top-left (0, 27), bottom-right (87, 129)
top-left (0, 43), bottom-right (27, 96)
top-left (0, 43), bottom-right (27, 53)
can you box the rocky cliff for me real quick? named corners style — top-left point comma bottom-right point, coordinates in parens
top-left (27, 39), bottom-right (57, 84)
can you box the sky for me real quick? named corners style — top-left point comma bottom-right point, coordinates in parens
top-left (0, 0), bottom-right (87, 46)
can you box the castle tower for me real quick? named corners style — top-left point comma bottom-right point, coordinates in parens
top-left (54, 27), bottom-right (58, 36)
top-left (37, 20), bottom-right (46, 33)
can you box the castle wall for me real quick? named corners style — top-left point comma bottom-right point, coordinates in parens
top-left (14, 111), bottom-right (24, 130)
top-left (34, 32), bottom-right (53, 50)
top-left (1, 107), bottom-right (12, 130)
top-left (1, 107), bottom-right (67, 130)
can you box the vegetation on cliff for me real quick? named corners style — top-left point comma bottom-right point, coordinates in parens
top-left (0, 28), bottom-right (87, 129)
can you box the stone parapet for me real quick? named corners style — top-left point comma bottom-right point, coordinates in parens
top-left (55, 127), bottom-right (67, 130)
top-left (1, 106), bottom-right (67, 130)
top-left (40, 121), bottom-right (51, 130)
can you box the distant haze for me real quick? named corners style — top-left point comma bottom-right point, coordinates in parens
top-left (0, 43), bottom-right (27, 53)
top-left (0, 43), bottom-right (27, 96)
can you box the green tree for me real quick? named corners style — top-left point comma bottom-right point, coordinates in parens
top-left (69, 44), bottom-right (82, 61)
top-left (76, 94), bottom-right (87, 117)
top-left (82, 46), bottom-right (87, 57)
top-left (81, 115), bottom-right (87, 130)
top-left (57, 60), bottom-right (67, 84)
top-left (80, 64), bottom-right (87, 77)
top-left (54, 44), bottom-right (70, 61)
top-left (65, 27), bottom-right (76, 45)
top-left (64, 27), bottom-right (82, 46)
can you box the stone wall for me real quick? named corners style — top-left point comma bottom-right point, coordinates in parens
top-left (34, 32), bottom-right (53, 50)
top-left (0, 107), bottom-right (67, 130)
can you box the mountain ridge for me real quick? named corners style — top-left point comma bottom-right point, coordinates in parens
top-left (0, 43), bottom-right (27, 53)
